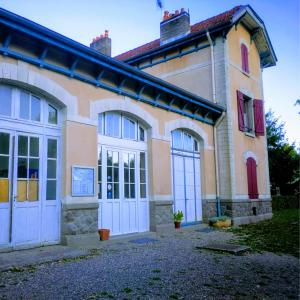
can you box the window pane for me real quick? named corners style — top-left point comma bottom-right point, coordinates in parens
top-left (0, 86), bottom-right (12, 116)
top-left (31, 96), bottom-right (41, 122)
top-left (0, 179), bottom-right (9, 202)
top-left (107, 151), bottom-right (112, 166)
top-left (20, 91), bottom-right (30, 120)
top-left (0, 133), bottom-right (9, 155)
top-left (47, 160), bottom-right (56, 179)
top-left (106, 113), bottom-right (120, 137)
top-left (130, 184), bottom-right (135, 198)
top-left (113, 183), bottom-right (119, 198)
top-left (98, 147), bottom-right (102, 165)
top-left (18, 158), bottom-right (27, 178)
top-left (183, 133), bottom-right (193, 151)
top-left (48, 105), bottom-right (58, 124)
top-left (29, 158), bottom-right (39, 179)
top-left (129, 154), bottom-right (135, 168)
top-left (98, 114), bottom-right (103, 134)
top-left (140, 152), bottom-right (145, 169)
top-left (98, 166), bottom-right (102, 181)
top-left (30, 137), bottom-right (39, 157)
top-left (107, 167), bottom-right (112, 182)
top-left (123, 117), bottom-right (136, 139)
top-left (18, 136), bottom-right (28, 156)
top-left (98, 183), bottom-right (101, 199)
top-left (113, 152), bottom-right (119, 167)
top-left (48, 139), bottom-right (57, 158)
top-left (107, 183), bottom-right (112, 199)
top-left (139, 127), bottom-right (145, 141)
top-left (140, 184), bottom-right (146, 198)
top-left (172, 130), bottom-right (182, 149)
top-left (113, 167), bottom-right (119, 182)
top-left (0, 156), bottom-right (9, 178)
top-left (28, 180), bottom-right (38, 201)
top-left (194, 140), bottom-right (198, 152)
top-left (124, 168), bottom-right (129, 183)
top-left (17, 180), bottom-right (27, 201)
top-left (124, 183), bottom-right (129, 198)
top-left (130, 169), bottom-right (135, 183)
top-left (46, 180), bottom-right (56, 200)
top-left (140, 169), bottom-right (146, 183)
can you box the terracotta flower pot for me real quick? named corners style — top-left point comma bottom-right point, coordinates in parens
top-left (212, 219), bottom-right (232, 228)
top-left (98, 228), bottom-right (110, 241)
top-left (174, 221), bottom-right (181, 229)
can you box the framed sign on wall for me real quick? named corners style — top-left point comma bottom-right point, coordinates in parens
top-left (71, 166), bottom-right (95, 197)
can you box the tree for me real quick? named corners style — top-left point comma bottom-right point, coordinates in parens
top-left (266, 110), bottom-right (300, 195)
top-left (295, 99), bottom-right (300, 115)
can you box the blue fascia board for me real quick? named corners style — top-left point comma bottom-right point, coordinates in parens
top-left (0, 7), bottom-right (224, 116)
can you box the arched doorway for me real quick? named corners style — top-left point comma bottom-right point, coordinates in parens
top-left (97, 111), bottom-right (149, 235)
top-left (0, 84), bottom-right (61, 249)
top-left (171, 129), bottom-right (202, 223)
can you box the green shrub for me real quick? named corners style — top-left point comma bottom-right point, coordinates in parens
top-left (272, 195), bottom-right (299, 210)
top-left (173, 210), bottom-right (184, 222)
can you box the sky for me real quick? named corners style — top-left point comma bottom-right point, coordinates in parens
top-left (0, 0), bottom-right (299, 146)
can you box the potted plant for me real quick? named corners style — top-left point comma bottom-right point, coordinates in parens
top-left (208, 216), bottom-right (232, 228)
top-left (173, 210), bottom-right (184, 229)
top-left (98, 228), bottom-right (110, 241)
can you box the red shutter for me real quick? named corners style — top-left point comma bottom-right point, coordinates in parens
top-left (253, 99), bottom-right (265, 136)
top-left (247, 157), bottom-right (259, 199)
top-left (237, 91), bottom-right (245, 131)
top-left (241, 44), bottom-right (249, 73)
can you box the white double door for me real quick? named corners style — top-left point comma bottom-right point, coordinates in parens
top-left (98, 146), bottom-right (149, 235)
top-left (172, 150), bottom-right (202, 223)
top-left (0, 129), bottom-right (60, 249)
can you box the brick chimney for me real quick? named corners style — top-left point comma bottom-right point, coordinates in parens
top-left (160, 8), bottom-right (190, 45)
top-left (90, 30), bottom-right (111, 56)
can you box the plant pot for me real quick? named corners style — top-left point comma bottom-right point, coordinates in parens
top-left (212, 219), bottom-right (231, 228)
top-left (98, 228), bottom-right (110, 241)
top-left (174, 221), bottom-right (181, 229)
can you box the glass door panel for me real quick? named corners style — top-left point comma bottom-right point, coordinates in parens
top-left (0, 133), bottom-right (10, 202)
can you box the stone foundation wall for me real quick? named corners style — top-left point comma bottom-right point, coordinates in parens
top-left (61, 204), bottom-right (98, 236)
top-left (202, 199), bottom-right (217, 221)
top-left (150, 200), bottom-right (174, 233)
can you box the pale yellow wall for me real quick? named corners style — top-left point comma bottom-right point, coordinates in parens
top-left (227, 24), bottom-right (269, 197)
top-left (64, 121), bottom-right (98, 199)
top-left (143, 47), bottom-right (213, 101)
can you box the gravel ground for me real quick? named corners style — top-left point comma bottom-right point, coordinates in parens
top-left (0, 226), bottom-right (299, 300)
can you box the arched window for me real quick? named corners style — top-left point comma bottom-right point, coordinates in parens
top-left (241, 43), bottom-right (249, 74)
top-left (171, 129), bottom-right (198, 152)
top-left (98, 112), bottom-right (146, 142)
top-left (246, 157), bottom-right (258, 199)
top-left (0, 85), bottom-right (59, 126)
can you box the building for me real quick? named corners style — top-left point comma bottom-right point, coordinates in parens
top-left (0, 5), bottom-right (276, 250)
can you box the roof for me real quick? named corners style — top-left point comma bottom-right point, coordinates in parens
top-left (115, 6), bottom-right (243, 61)
top-left (115, 5), bottom-right (277, 68)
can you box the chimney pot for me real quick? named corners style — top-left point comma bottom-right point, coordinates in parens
top-left (90, 30), bottom-right (112, 56)
top-left (160, 9), bottom-right (190, 45)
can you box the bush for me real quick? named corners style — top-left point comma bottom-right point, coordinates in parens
top-left (272, 195), bottom-right (299, 211)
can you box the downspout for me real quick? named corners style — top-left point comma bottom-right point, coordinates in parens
top-left (206, 30), bottom-right (223, 217)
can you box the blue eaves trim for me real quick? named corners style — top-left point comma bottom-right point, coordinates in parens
top-left (0, 7), bottom-right (224, 116)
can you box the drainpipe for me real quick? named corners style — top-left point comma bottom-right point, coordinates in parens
top-left (206, 31), bottom-right (216, 103)
top-left (214, 112), bottom-right (225, 217)
top-left (207, 30), bottom-right (223, 217)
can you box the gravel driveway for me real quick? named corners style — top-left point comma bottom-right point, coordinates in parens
top-left (0, 226), bottom-right (298, 299)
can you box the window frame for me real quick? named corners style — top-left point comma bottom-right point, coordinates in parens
top-left (241, 42), bottom-right (250, 74)
top-left (243, 95), bottom-right (254, 134)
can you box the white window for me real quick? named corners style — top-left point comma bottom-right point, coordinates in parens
top-left (98, 113), bottom-right (146, 142)
top-left (172, 129), bottom-right (198, 152)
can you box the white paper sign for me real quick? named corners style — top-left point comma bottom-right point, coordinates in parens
top-left (72, 166), bottom-right (95, 196)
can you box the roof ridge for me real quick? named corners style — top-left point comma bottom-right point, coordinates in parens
top-left (115, 5), bottom-right (244, 61)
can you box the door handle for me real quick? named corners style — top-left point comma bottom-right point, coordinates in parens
top-left (13, 195), bottom-right (17, 202)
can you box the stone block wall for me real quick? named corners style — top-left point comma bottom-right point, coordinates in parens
top-left (150, 200), bottom-right (174, 233)
top-left (61, 205), bottom-right (98, 236)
